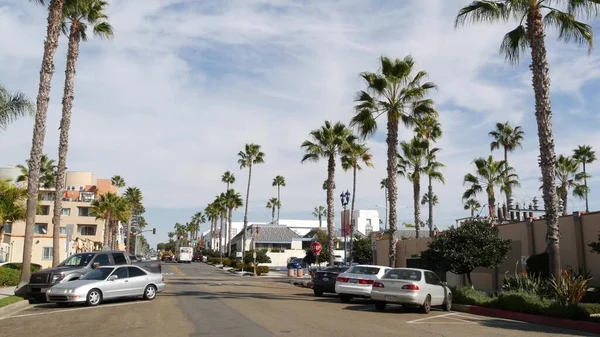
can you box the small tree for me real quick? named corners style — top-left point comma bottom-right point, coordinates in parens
top-left (351, 235), bottom-right (373, 264)
top-left (421, 219), bottom-right (511, 287)
top-left (243, 249), bottom-right (271, 266)
top-left (589, 233), bottom-right (600, 254)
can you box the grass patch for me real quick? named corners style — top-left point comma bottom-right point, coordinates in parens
top-left (0, 296), bottom-right (23, 308)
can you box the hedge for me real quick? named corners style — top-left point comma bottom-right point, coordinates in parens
top-left (1, 263), bottom-right (42, 273)
top-left (0, 267), bottom-right (20, 287)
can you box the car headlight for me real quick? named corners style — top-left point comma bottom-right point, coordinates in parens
top-left (51, 274), bottom-right (65, 283)
top-left (63, 289), bottom-right (75, 294)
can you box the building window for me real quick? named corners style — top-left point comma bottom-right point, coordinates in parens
top-left (79, 225), bottom-right (96, 236)
top-left (78, 207), bottom-right (91, 217)
top-left (37, 205), bottom-right (50, 216)
top-left (60, 227), bottom-right (67, 235)
top-left (42, 247), bottom-right (52, 260)
top-left (366, 218), bottom-right (372, 226)
top-left (34, 223), bottom-right (48, 235)
top-left (365, 224), bottom-right (373, 236)
top-left (62, 208), bottom-right (71, 216)
top-left (3, 223), bottom-right (12, 234)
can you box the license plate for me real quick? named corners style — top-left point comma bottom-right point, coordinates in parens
top-left (349, 279), bottom-right (358, 284)
top-left (385, 295), bottom-right (398, 301)
top-left (322, 277), bottom-right (329, 281)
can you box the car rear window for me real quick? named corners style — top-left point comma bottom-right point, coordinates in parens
top-left (383, 269), bottom-right (422, 281)
top-left (346, 266), bottom-right (380, 275)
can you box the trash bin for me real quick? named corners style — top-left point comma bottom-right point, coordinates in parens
top-left (287, 268), bottom-right (296, 277)
top-left (297, 268), bottom-right (303, 277)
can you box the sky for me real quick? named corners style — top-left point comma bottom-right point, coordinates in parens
top-left (1, 0), bottom-right (600, 250)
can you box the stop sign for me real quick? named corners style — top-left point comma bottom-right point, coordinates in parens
top-left (311, 242), bottom-right (322, 255)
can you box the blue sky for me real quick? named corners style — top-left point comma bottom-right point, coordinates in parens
top-left (1, 0), bottom-right (600, 249)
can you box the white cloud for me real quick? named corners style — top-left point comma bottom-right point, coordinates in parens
top-left (2, 0), bottom-right (600, 245)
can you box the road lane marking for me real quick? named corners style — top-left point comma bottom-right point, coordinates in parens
top-left (407, 312), bottom-right (459, 323)
top-left (171, 265), bottom-right (184, 275)
top-left (0, 301), bottom-right (149, 320)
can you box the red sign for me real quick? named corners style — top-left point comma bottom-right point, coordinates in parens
top-left (310, 242), bottom-right (322, 255)
top-left (341, 209), bottom-right (351, 236)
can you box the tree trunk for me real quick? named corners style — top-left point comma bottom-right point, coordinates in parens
top-left (583, 161), bottom-right (589, 212)
top-left (103, 215), bottom-right (110, 247)
top-left (19, 0), bottom-right (66, 289)
top-left (384, 186), bottom-right (388, 230)
top-left (466, 272), bottom-right (473, 288)
top-left (318, 214), bottom-right (322, 228)
top-left (488, 195), bottom-right (496, 219)
top-left (242, 165), bottom-right (252, 264)
top-left (413, 173), bottom-right (421, 239)
top-left (219, 213), bottom-right (224, 256)
top-left (349, 165), bottom-right (357, 263)
top-left (470, 208), bottom-right (474, 218)
top-left (562, 196), bottom-right (568, 216)
top-left (527, 5), bottom-right (561, 281)
top-left (428, 175), bottom-right (434, 237)
top-left (52, 24), bottom-right (81, 267)
top-left (271, 207), bottom-right (275, 223)
top-left (326, 153), bottom-right (336, 266)
top-left (504, 147), bottom-right (510, 212)
top-left (387, 117), bottom-right (399, 267)
top-left (277, 185), bottom-right (281, 225)
top-left (126, 217), bottom-right (132, 254)
top-left (228, 208), bottom-right (233, 256)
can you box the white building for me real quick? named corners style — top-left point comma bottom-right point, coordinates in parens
top-left (353, 209), bottom-right (381, 235)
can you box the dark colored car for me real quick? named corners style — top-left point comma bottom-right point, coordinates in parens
top-left (312, 266), bottom-right (349, 296)
top-left (192, 253), bottom-right (203, 262)
top-left (286, 258), bottom-right (306, 270)
top-left (161, 252), bottom-right (173, 261)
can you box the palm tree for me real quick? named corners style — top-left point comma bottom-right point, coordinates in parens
top-left (463, 155), bottom-right (520, 218)
top-left (214, 193), bottom-right (228, 256)
top-left (222, 171), bottom-right (235, 190)
top-left (191, 211), bottom-right (206, 244)
top-left (238, 143), bottom-right (265, 261)
top-left (397, 137), bottom-right (430, 238)
top-left (16, 154), bottom-right (57, 189)
top-left (0, 179), bottom-right (27, 244)
top-left (548, 155), bottom-right (586, 216)
top-left (174, 222), bottom-right (186, 247)
top-left (573, 145), bottom-right (596, 212)
top-left (90, 192), bottom-right (125, 248)
top-left (111, 175), bottom-right (125, 192)
top-left (223, 189), bottom-right (243, 256)
top-left (421, 192), bottom-right (438, 207)
top-left (301, 121), bottom-right (355, 265)
top-left (341, 140), bottom-right (373, 258)
top-left (312, 206), bottom-right (325, 228)
top-left (167, 231), bottom-right (175, 242)
top-left (463, 198), bottom-right (481, 218)
top-left (266, 197), bottom-right (280, 223)
top-left (380, 178), bottom-right (389, 229)
top-left (454, 0), bottom-right (600, 284)
top-left (123, 187), bottom-right (143, 253)
top-left (414, 116), bottom-right (445, 237)
top-left (205, 203), bottom-right (219, 250)
top-left (19, 0), bottom-right (68, 288)
top-left (272, 175), bottom-right (286, 224)
top-left (350, 56), bottom-right (437, 267)
top-left (0, 84), bottom-right (34, 131)
top-left (489, 121), bottom-right (525, 208)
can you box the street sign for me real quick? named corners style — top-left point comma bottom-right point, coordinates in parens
top-left (311, 242), bottom-right (322, 255)
top-left (253, 251), bottom-right (256, 259)
top-left (192, 240), bottom-right (198, 245)
top-left (236, 252), bottom-right (242, 258)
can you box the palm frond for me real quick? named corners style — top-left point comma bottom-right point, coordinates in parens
top-left (543, 8), bottom-right (593, 53)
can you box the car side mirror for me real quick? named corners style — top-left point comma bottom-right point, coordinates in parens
top-left (108, 275), bottom-right (118, 281)
top-left (92, 262), bottom-right (100, 269)
top-left (442, 281), bottom-right (448, 286)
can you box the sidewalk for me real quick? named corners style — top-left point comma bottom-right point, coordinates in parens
top-left (0, 287), bottom-right (15, 299)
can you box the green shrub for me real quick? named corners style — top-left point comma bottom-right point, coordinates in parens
top-left (221, 258), bottom-right (231, 267)
top-left (501, 271), bottom-right (553, 297)
top-left (1, 263), bottom-right (42, 273)
top-left (230, 260), bottom-right (243, 271)
top-left (256, 266), bottom-right (269, 275)
top-left (271, 248), bottom-right (281, 253)
top-left (450, 286), bottom-right (492, 306)
top-left (491, 291), bottom-right (552, 316)
top-left (0, 268), bottom-right (19, 287)
top-left (580, 303), bottom-right (600, 315)
top-left (549, 267), bottom-right (591, 305)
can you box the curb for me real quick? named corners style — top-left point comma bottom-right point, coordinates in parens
top-left (452, 304), bottom-right (600, 335)
top-left (0, 299), bottom-right (29, 319)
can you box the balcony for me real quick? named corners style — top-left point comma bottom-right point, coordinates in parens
top-left (78, 192), bottom-right (95, 202)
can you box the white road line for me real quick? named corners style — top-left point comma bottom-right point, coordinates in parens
top-left (406, 312), bottom-right (459, 323)
top-left (444, 315), bottom-right (478, 324)
top-left (0, 301), bottom-right (149, 320)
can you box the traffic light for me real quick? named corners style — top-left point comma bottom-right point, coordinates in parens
top-left (152, 228), bottom-right (156, 235)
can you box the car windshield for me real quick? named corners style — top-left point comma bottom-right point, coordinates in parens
top-left (57, 253), bottom-right (95, 267)
top-left (346, 266), bottom-right (380, 275)
top-left (383, 269), bottom-right (422, 281)
top-left (80, 268), bottom-right (114, 280)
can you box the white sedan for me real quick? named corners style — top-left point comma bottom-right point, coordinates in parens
top-left (370, 268), bottom-right (452, 313)
top-left (334, 264), bottom-right (391, 302)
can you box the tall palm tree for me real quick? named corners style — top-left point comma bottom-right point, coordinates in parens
top-left (222, 171), bottom-right (235, 190)
top-left (223, 189), bottom-right (243, 256)
top-left (191, 211), bottom-right (206, 243)
top-left (573, 145), bottom-right (596, 212)
top-left (341, 140), bottom-right (373, 258)
top-left (16, 154), bottom-right (57, 189)
top-left (272, 175), bottom-right (286, 224)
top-left (205, 203), bottom-right (218, 250)
top-left (548, 155), bottom-right (586, 216)
top-left (421, 192), bottom-right (438, 207)
top-left (454, 0), bottom-right (599, 284)
top-left (463, 198), bottom-right (481, 218)
top-left (90, 192), bottom-right (124, 248)
top-left (214, 194), bottom-right (228, 256)
top-left (0, 179), bottom-right (27, 244)
top-left (237, 143), bottom-right (265, 261)
top-left (350, 56), bottom-right (437, 267)
top-left (0, 84), bottom-right (34, 131)
top-left (489, 121), bottom-right (525, 208)
top-left (20, 0), bottom-right (68, 288)
top-left (51, 0), bottom-right (113, 266)
top-left (312, 206), bottom-right (325, 228)
top-left (111, 175), bottom-right (125, 192)
top-left (266, 197), bottom-right (280, 223)
top-left (301, 121), bottom-right (355, 265)
top-left (397, 137), bottom-right (430, 238)
top-left (463, 155), bottom-right (520, 218)
top-left (167, 231), bottom-right (175, 242)
top-left (380, 178), bottom-right (389, 229)
top-left (122, 187), bottom-right (143, 253)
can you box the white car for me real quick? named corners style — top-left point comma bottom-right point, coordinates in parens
top-left (334, 264), bottom-right (391, 302)
top-left (370, 268), bottom-right (452, 313)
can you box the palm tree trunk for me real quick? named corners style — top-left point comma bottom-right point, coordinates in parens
top-left (413, 175), bottom-right (421, 239)
top-left (527, 5), bottom-right (561, 281)
top-left (277, 185), bottom-right (281, 225)
top-left (428, 175), bottom-right (434, 237)
top-left (242, 164), bottom-right (252, 262)
top-left (562, 195), bottom-right (568, 216)
top-left (584, 162), bottom-right (589, 212)
top-left (219, 214), bottom-right (224, 256)
top-left (318, 214), bottom-right (322, 228)
top-left (470, 208), bottom-right (475, 218)
top-left (387, 117), bottom-right (399, 267)
top-left (103, 214), bottom-right (110, 247)
top-left (228, 208), bottom-right (233, 256)
top-left (504, 147), bottom-right (510, 213)
top-left (384, 186), bottom-right (388, 230)
top-left (126, 217), bottom-right (132, 254)
top-left (51, 22), bottom-right (81, 268)
top-left (271, 207), bottom-right (275, 223)
top-left (19, 0), bottom-right (66, 289)
top-left (326, 153), bottom-right (336, 266)
top-left (349, 165), bottom-right (357, 263)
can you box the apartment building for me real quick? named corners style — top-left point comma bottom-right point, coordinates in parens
top-left (0, 169), bottom-right (117, 267)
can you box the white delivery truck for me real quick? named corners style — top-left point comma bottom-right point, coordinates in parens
top-left (176, 247), bottom-right (193, 263)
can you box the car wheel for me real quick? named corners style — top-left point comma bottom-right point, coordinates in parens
top-left (421, 295), bottom-right (431, 314)
top-left (339, 294), bottom-right (351, 303)
top-left (374, 301), bottom-right (386, 311)
top-left (313, 290), bottom-right (324, 297)
top-left (143, 285), bottom-right (157, 300)
top-left (86, 289), bottom-right (102, 306)
top-left (443, 293), bottom-right (452, 312)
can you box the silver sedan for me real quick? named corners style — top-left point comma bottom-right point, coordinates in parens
top-left (46, 265), bottom-right (166, 306)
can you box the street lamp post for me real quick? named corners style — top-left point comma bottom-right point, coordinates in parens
top-left (340, 190), bottom-right (350, 266)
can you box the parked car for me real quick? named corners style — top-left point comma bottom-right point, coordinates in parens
top-left (286, 258), bottom-right (306, 269)
top-left (46, 265), bottom-right (165, 306)
top-left (312, 266), bottom-right (349, 296)
top-left (192, 252), bottom-right (203, 262)
top-left (370, 268), bottom-right (452, 313)
top-left (28, 250), bottom-right (162, 303)
top-left (334, 264), bottom-right (391, 303)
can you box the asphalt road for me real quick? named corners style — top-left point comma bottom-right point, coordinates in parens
top-left (0, 262), bottom-right (594, 337)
